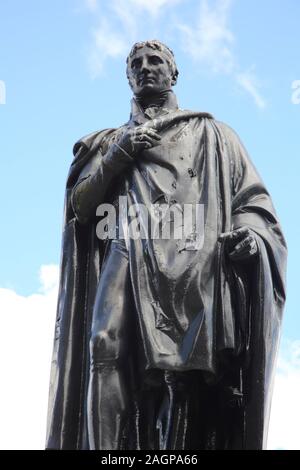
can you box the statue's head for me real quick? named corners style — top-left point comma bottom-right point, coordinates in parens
top-left (126, 40), bottom-right (179, 98)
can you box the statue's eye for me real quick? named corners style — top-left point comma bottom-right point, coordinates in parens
top-left (149, 56), bottom-right (163, 65)
top-left (131, 59), bottom-right (141, 69)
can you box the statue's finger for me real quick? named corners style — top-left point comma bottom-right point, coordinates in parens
top-left (231, 227), bottom-right (250, 240)
top-left (134, 141), bottom-right (152, 151)
top-left (142, 133), bottom-right (161, 144)
top-left (229, 235), bottom-right (252, 255)
top-left (145, 128), bottom-right (161, 140)
top-left (134, 134), bottom-right (159, 146)
top-left (218, 231), bottom-right (233, 241)
top-left (249, 245), bottom-right (258, 256)
top-left (229, 241), bottom-right (257, 259)
top-left (219, 227), bottom-right (249, 242)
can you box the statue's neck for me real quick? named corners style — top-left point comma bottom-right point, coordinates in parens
top-left (135, 89), bottom-right (172, 110)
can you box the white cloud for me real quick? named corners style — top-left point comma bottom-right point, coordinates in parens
top-left (39, 264), bottom-right (59, 293)
top-left (176, 0), bottom-right (266, 108)
top-left (86, 0), bottom-right (181, 16)
top-left (267, 339), bottom-right (300, 450)
top-left (0, 265), bottom-right (59, 450)
top-left (129, 0), bottom-right (182, 16)
top-left (177, 0), bottom-right (235, 74)
top-left (85, 0), bottom-right (98, 12)
top-left (236, 71), bottom-right (266, 109)
top-left (111, 1), bottom-right (138, 39)
top-left (88, 18), bottom-right (128, 78)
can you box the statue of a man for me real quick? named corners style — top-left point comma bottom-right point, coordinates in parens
top-left (46, 40), bottom-right (287, 450)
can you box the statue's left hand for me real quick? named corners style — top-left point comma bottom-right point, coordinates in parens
top-left (219, 227), bottom-right (258, 261)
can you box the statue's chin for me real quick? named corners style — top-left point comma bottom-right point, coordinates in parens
top-left (136, 85), bottom-right (158, 97)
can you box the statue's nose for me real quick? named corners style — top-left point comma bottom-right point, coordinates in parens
top-left (140, 58), bottom-right (151, 73)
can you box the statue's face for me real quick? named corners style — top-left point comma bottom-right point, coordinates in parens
top-left (127, 46), bottom-right (175, 97)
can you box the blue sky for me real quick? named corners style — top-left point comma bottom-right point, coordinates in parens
top-left (0, 0), bottom-right (299, 449)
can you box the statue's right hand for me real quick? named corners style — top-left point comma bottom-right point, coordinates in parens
top-left (117, 126), bottom-right (161, 158)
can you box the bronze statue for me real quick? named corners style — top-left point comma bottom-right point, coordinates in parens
top-left (46, 40), bottom-right (287, 450)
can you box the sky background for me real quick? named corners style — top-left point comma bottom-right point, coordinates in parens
top-left (0, 0), bottom-right (299, 449)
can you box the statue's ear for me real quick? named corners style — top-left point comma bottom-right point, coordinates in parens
top-left (171, 75), bottom-right (178, 86)
top-left (171, 68), bottom-right (178, 87)
top-left (127, 76), bottom-right (134, 91)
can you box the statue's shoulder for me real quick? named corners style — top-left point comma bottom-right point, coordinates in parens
top-left (73, 128), bottom-right (118, 156)
top-left (212, 120), bottom-right (241, 144)
top-left (212, 120), bottom-right (250, 166)
top-left (71, 124), bottom-right (130, 175)
top-left (175, 108), bottom-right (214, 121)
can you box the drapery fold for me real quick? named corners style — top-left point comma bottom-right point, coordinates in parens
top-left (46, 115), bottom-right (286, 449)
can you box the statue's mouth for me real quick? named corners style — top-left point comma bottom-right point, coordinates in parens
top-left (139, 76), bottom-right (155, 85)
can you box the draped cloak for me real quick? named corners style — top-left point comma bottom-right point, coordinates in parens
top-left (46, 105), bottom-right (286, 450)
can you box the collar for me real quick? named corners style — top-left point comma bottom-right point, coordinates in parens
top-left (129, 90), bottom-right (179, 125)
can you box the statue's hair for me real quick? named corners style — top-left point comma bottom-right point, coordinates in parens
top-left (126, 40), bottom-right (179, 83)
